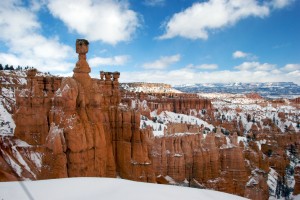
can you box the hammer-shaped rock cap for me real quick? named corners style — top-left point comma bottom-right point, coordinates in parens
top-left (76, 39), bottom-right (89, 54)
top-left (76, 39), bottom-right (89, 45)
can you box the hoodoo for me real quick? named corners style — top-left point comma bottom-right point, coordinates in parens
top-left (0, 39), bottom-right (299, 200)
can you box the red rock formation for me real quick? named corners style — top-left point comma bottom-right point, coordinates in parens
top-left (1, 39), bottom-right (299, 200)
top-left (294, 165), bottom-right (300, 195)
top-left (150, 130), bottom-right (251, 196)
top-left (244, 172), bottom-right (269, 200)
top-left (245, 93), bottom-right (263, 99)
top-left (0, 39), bottom-right (158, 183)
top-left (290, 97), bottom-right (300, 104)
top-left (121, 92), bottom-right (213, 114)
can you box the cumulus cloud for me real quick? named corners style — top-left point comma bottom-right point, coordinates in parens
top-left (47, 0), bottom-right (139, 45)
top-left (271, 0), bottom-right (293, 9)
top-left (0, 1), bottom-right (74, 72)
top-left (233, 51), bottom-right (248, 58)
top-left (281, 64), bottom-right (300, 71)
top-left (142, 54), bottom-right (181, 69)
top-left (120, 66), bottom-right (300, 85)
top-left (287, 70), bottom-right (300, 77)
top-left (233, 50), bottom-right (257, 60)
top-left (234, 62), bottom-right (275, 71)
top-left (158, 0), bottom-right (291, 40)
top-left (186, 64), bottom-right (218, 70)
top-left (88, 55), bottom-right (129, 67)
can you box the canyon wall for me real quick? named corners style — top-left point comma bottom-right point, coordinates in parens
top-left (1, 39), bottom-right (299, 200)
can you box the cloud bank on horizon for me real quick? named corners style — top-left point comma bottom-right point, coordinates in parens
top-left (0, 0), bottom-right (299, 85)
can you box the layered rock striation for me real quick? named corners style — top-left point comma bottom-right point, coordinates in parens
top-left (0, 39), bottom-right (299, 200)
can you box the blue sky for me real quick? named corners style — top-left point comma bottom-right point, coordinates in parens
top-left (0, 0), bottom-right (299, 85)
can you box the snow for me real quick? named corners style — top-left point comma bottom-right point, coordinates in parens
top-left (256, 139), bottom-right (267, 151)
top-left (0, 178), bottom-right (248, 200)
top-left (0, 149), bottom-right (23, 177)
top-left (0, 70), bottom-right (28, 136)
top-left (0, 139), bottom-right (43, 179)
top-left (268, 168), bottom-right (279, 198)
top-left (14, 139), bottom-right (32, 147)
top-left (30, 152), bottom-right (43, 170)
top-left (206, 93), bottom-right (300, 134)
top-left (238, 136), bottom-right (247, 144)
top-left (0, 91), bottom-right (15, 136)
top-left (165, 175), bottom-right (177, 184)
top-left (294, 195), bottom-right (300, 200)
top-left (220, 137), bottom-right (235, 149)
top-left (121, 83), bottom-right (182, 93)
top-left (11, 146), bottom-right (36, 178)
top-left (141, 110), bottom-right (214, 137)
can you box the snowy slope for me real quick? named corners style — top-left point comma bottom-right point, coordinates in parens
top-left (0, 70), bottom-right (26, 136)
top-left (200, 93), bottom-right (300, 134)
top-left (121, 83), bottom-right (182, 93)
top-left (141, 110), bottom-right (214, 136)
top-left (0, 177), bottom-right (248, 200)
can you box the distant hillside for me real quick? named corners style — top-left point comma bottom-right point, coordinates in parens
top-left (120, 82), bottom-right (182, 93)
top-left (174, 82), bottom-right (300, 99)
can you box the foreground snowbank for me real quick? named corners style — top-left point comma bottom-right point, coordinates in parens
top-left (0, 177), bottom-right (248, 200)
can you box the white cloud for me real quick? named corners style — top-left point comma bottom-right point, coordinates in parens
top-left (159, 0), bottom-right (273, 40)
top-left (287, 70), bottom-right (300, 77)
top-left (88, 55), bottom-right (129, 67)
top-left (234, 62), bottom-right (275, 71)
top-left (271, 0), bottom-right (293, 9)
top-left (143, 0), bottom-right (165, 7)
top-left (0, 1), bottom-right (74, 72)
top-left (142, 54), bottom-right (181, 69)
top-left (121, 61), bottom-right (298, 85)
top-left (233, 51), bottom-right (248, 58)
top-left (47, 0), bottom-right (139, 45)
top-left (186, 64), bottom-right (218, 70)
top-left (271, 69), bottom-right (282, 74)
top-left (233, 50), bottom-right (257, 60)
top-left (281, 64), bottom-right (300, 71)
top-left (120, 67), bottom-right (300, 85)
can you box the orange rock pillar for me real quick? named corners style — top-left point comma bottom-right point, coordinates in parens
top-left (73, 39), bottom-right (92, 92)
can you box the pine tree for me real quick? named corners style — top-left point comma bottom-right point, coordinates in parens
top-left (4, 64), bottom-right (9, 70)
top-left (0, 64), bottom-right (3, 70)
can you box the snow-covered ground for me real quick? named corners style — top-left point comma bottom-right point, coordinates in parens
top-left (200, 93), bottom-right (300, 134)
top-left (0, 138), bottom-right (43, 180)
top-left (0, 98), bottom-right (15, 135)
top-left (0, 71), bottom-right (24, 136)
top-left (141, 110), bottom-right (214, 136)
top-left (121, 83), bottom-right (182, 93)
top-left (0, 177), bottom-right (249, 200)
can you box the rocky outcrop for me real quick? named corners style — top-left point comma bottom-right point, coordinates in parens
top-left (0, 39), bottom-right (149, 181)
top-left (151, 129), bottom-right (250, 196)
top-left (291, 97), bottom-right (300, 104)
top-left (14, 69), bottom-right (62, 145)
top-left (294, 165), bottom-right (300, 195)
top-left (1, 39), bottom-right (299, 200)
top-left (109, 109), bottom-right (155, 182)
top-left (122, 92), bottom-right (212, 115)
top-left (120, 82), bottom-right (181, 93)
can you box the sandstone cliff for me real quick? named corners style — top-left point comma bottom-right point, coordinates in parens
top-left (0, 39), bottom-right (299, 200)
